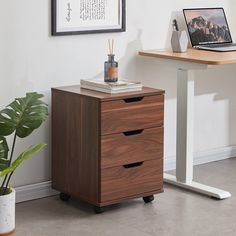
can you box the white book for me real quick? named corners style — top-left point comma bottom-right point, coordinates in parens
top-left (80, 83), bottom-right (143, 94)
top-left (80, 78), bottom-right (143, 91)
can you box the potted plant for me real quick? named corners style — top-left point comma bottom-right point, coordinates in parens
top-left (0, 92), bottom-right (48, 235)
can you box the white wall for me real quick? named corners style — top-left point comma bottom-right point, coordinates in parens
top-left (0, 0), bottom-right (235, 187)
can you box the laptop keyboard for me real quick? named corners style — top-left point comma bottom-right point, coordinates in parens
top-left (206, 43), bottom-right (236, 48)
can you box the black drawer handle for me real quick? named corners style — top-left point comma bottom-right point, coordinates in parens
top-left (123, 129), bottom-right (144, 136)
top-left (123, 162), bottom-right (144, 169)
top-left (123, 97), bottom-right (144, 103)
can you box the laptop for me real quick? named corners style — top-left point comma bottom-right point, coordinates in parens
top-left (183, 8), bottom-right (236, 52)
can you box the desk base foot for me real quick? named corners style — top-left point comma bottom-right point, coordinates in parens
top-left (164, 173), bottom-right (231, 199)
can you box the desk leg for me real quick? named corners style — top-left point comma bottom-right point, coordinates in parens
top-left (164, 69), bottom-right (231, 200)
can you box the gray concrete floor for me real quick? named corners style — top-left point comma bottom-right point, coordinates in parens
top-left (15, 158), bottom-right (236, 236)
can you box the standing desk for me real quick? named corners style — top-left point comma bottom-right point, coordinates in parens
top-left (139, 49), bottom-right (236, 199)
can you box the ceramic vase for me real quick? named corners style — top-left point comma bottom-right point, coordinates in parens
top-left (171, 30), bottom-right (189, 53)
top-left (0, 189), bottom-right (15, 236)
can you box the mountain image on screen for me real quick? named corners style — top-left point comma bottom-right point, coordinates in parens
top-left (187, 14), bottom-right (231, 45)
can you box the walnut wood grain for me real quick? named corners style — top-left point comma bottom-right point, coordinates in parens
top-left (139, 48), bottom-right (236, 65)
top-left (52, 85), bottom-right (165, 207)
top-left (101, 127), bottom-right (163, 168)
top-left (52, 90), bottom-right (100, 205)
top-left (101, 159), bottom-right (163, 202)
top-left (101, 95), bottom-right (164, 135)
top-left (99, 189), bottom-right (163, 207)
top-left (52, 86), bottom-right (165, 102)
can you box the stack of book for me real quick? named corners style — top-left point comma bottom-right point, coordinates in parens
top-left (80, 78), bottom-right (143, 94)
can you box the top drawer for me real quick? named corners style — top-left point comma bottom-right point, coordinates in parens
top-left (101, 95), bottom-right (164, 135)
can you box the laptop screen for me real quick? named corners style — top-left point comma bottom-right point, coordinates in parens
top-left (183, 8), bottom-right (232, 46)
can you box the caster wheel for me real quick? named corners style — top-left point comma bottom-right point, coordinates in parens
top-left (143, 195), bottom-right (154, 203)
top-left (59, 192), bottom-right (71, 202)
top-left (94, 206), bottom-right (105, 214)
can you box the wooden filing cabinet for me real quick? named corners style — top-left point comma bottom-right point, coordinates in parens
top-left (51, 86), bottom-right (165, 213)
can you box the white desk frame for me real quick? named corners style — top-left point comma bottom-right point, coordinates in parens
top-left (147, 58), bottom-right (231, 199)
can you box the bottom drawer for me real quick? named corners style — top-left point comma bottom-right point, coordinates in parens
top-left (101, 159), bottom-right (163, 202)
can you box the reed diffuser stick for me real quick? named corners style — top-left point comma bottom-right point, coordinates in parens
top-left (108, 39), bottom-right (114, 54)
top-left (112, 39), bottom-right (114, 54)
top-left (108, 39), bottom-right (111, 54)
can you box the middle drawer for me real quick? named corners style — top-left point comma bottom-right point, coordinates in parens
top-left (101, 126), bottom-right (163, 169)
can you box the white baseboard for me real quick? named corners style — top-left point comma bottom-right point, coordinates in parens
top-left (164, 145), bottom-right (236, 171)
top-left (15, 181), bottom-right (58, 203)
top-left (15, 145), bottom-right (236, 203)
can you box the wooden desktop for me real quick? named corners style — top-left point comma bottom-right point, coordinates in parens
top-left (140, 48), bottom-right (236, 65)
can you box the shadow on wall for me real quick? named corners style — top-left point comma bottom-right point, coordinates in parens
top-left (93, 29), bottom-right (178, 100)
top-left (229, 0), bottom-right (236, 149)
top-left (165, 11), bottom-right (191, 49)
top-left (230, 0), bottom-right (236, 40)
top-left (92, 9), bottom-right (236, 150)
top-left (136, 10), bottom-right (236, 149)
top-left (195, 66), bottom-right (236, 149)
top-left (93, 29), bottom-right (143, 80)
top-left (11, 90), bottom-right (52, 186)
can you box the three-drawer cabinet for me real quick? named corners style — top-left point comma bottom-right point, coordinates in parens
top-left (52, 86), bottom-right (165, 213)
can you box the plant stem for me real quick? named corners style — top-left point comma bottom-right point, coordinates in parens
top-left (0, 174), bottom-right (7, 190)
top-left (9, 132), bottom-right (17, 166)
top-left (0, 132), bottom-right (17, 191)
top-left (2, 172), bottom-right (14, 195)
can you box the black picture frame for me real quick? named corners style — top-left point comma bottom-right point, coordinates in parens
top-left (52, 0), bottom-right (126, 36)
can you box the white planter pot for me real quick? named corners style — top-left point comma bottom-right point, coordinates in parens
top-left (0, 189), bottom-right (15, 236)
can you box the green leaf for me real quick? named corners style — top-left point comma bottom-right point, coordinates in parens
top-left (0, 93), bottom-right (48, 138)
top-left (0, 136), bottom-right (9, 171)
top-left (0, 144), bottom-right (46, 177)
top-left (0, 158), bottom-right (10, 171)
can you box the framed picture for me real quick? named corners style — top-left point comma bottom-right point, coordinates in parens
top-left (52, 0), bottom-right (126, 36)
